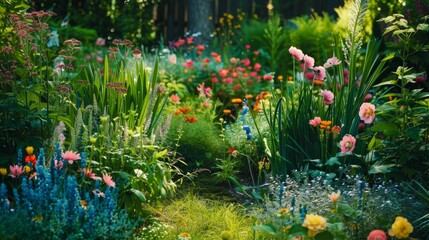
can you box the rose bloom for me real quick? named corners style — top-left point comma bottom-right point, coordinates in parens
top-left (368, 230), bottom-right (387, 240)
top-left (388, 216), bottom-right (413, 239)
top-left (302, 214), bottom-right (327, 237)
top-left (288, 46), bottom-right (304, 61)
top-left (340, 134), bottom-right (356, 154)
top-left (359, 102), bottom-right (376, 124)
top-left (321, 90), bottom-right (334, 105)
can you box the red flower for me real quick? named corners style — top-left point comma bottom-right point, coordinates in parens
top-left (367, 230), bottom-right (386, 240)
top-left (228, 147), bottom-right (235, 154)
top-left (25, 155), bottom-right (37, 166)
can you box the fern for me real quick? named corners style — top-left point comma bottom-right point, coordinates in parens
top-left (342, 0), bottom-right (369, 64)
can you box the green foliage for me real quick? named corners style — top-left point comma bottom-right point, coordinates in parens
top-left (287, 13), bottom-right (337, 63)
top-left (157, 193), bottom-right (253, 240)
top-left (167, 112), bottom-right (224, 170)
top-left (366, 14), bottom-right (429, 178)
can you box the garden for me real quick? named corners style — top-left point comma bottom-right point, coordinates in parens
top-left (0, 0), bottom-right (428, 239)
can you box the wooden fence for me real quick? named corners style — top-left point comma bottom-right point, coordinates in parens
top-left (155, 0), bottom-right (343, 42)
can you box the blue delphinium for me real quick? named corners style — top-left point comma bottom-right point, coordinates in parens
top-left (0, 145), bottom-right (136, 239)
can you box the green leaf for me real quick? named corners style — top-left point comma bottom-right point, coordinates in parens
top-left (130, 189), bottom-right (146, 202)
top-left (315, 230), bottom-right (335, 240)
top-left (252, 224), bottom-right (277, 235)
top-left (326, 157), bottom-right (341, 166)
top-left (371, 122), bottom-right (399, 136)
top-left (368, 135), bottom-right (382, 150)
top-left (417, 23), bottom-right (429, 32)
top-left (406, 127), bottom-right (422, 141)
top-left (373, 80), bottom-right (397, 88)
top-left (369, 163), bottom-right (396, 174)
top-left (337, 203), bottom-right (355, 217)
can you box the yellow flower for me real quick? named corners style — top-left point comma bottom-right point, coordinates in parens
top-left (24, 165), bottom-right (31, 173)
top-left (89, 137), bottom-right (97, 144)
top-left (0, 168), bottom-right (7, 176)
top-left (302, 214), bottom-right (327, 237)
top-left (388, 216), bottom-right (413, 239)
top-left (276, 207), bottom-right (290, 217)
top-left (178, 232), bottom-right (191, 240)
top-left (25, 146), bottom-right (34, 155)
top-left (329, 191), bottom-right (341, 204)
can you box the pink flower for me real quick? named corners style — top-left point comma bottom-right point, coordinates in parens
top-left (254, 63), bottom-right (261, 71)
top-left (305, 72), bottom-right (314, 81)
top-left (197, 83), bottom-right (212, 97)
top-left (54, 160), bottom-right (64, 169)
top-left (323, 56), bottom-right (341, 68)
top-left (9, 165), bottom-right (24, 178)
top-left (367, 230), bottom-right (387, 240)
top-left (359, 103), bottom-right (376, 124)
top-left (314, 66), bottom-right (326, 80)
top-left (309, 117), bottom-right (322, 127)
top-left (95, 38), bottom-right (106, 46)
top-left (245, 44), bottom-right (251, 49)
top-left (81, 168), bottom-right (102, 181)
top-left (211, 77), bottom-right (218, 83)
top-left (61, 150), bottom-right (81, 164)
top-left (321, 90), bottom-right (334, 105)
top-left (250, 71), bottom-right (258, 78)
top-left (241, 58), bottom-right (251, 66)
top-left (340, 134), bottom-right (356, 154)
top-left (303, 55), bottom-right (315, 69)
top-left (223, 78), bottom-right (233, 84)
top-left (364, 93), bottom-right (373, 102)
top-left (103, 173), bottom-right (115, 188)
top-left (219, 69), bottom-right (229, 78)
top-left (263, 74), bottom-right (273, 81)
top-left (170, 94), bottom-right (181, 103)
top-left (168, 54), bottom-right (177, 64)
top-left (183, 59), bottom-right (194, 69)
top-left (289, 46), bottom-right (304, 61)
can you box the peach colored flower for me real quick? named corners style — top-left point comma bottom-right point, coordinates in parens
top-left (359, 103), bottom-right (376, 124)
top-left (321, 90), bottom-right (334, 105)
top-left (168, 54), bottom-right (177, 64)
top-left (103, 173), bottom-right (115, 187)
top-left (340, 134), bottom-right (356, 154)
top-left (289, 46), bottom-right (304, 61)
top-left (309, 117), bottom-right (321, 127)
top-left (81, 168), bottom-right (101, 181)
top-left (61, 150), bottom-right (81, 164)
top-left (170, 94), bottom-right (180, 103)
top-left (9, 165), bottom-right (24, 178)
top-left (328, 191), bottom-right (341, 204)
top-left (368, 230), bottom-right (387, 240)
top-left (323, 56), bottom-right (341, 68)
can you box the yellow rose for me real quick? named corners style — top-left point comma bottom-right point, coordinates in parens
top-left (388, 216), bottom-right (413, 239)
top-left (302, 214), bottom-right (328, 237)
top-left (0, 168), bottom-right (7, 176)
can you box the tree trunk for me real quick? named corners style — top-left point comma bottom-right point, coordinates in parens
top-left (187, 0), bottom-right (213, 42)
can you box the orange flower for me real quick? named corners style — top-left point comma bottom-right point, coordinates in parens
top-left (223, 109), bottom-right (231, 114)
top-left (178, 107), bottom-right (192, 114)
top-left (185, 115), bottom-right (198, 123)
top-left (231, 98), bottom-right (243, 104)
top-left (320, 120), bottom-right (331, 130)
top-left (313, 79), bottom-right (325, 85)
top-left (245, 94), bottom-right (253, 99)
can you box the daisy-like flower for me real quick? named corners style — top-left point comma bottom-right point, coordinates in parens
top-left (92, 189), bottom-right (106, 198)
top-left (61, 150), bottom-right (81, 164)
top-left (102, 173), bottom-right (116, 188)
top-left (178, 232), bottom-right (191, 240)
top-left (81, 168), bottom-right (102, 181)
top-left (323, 56), bottom-right (341, 68)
